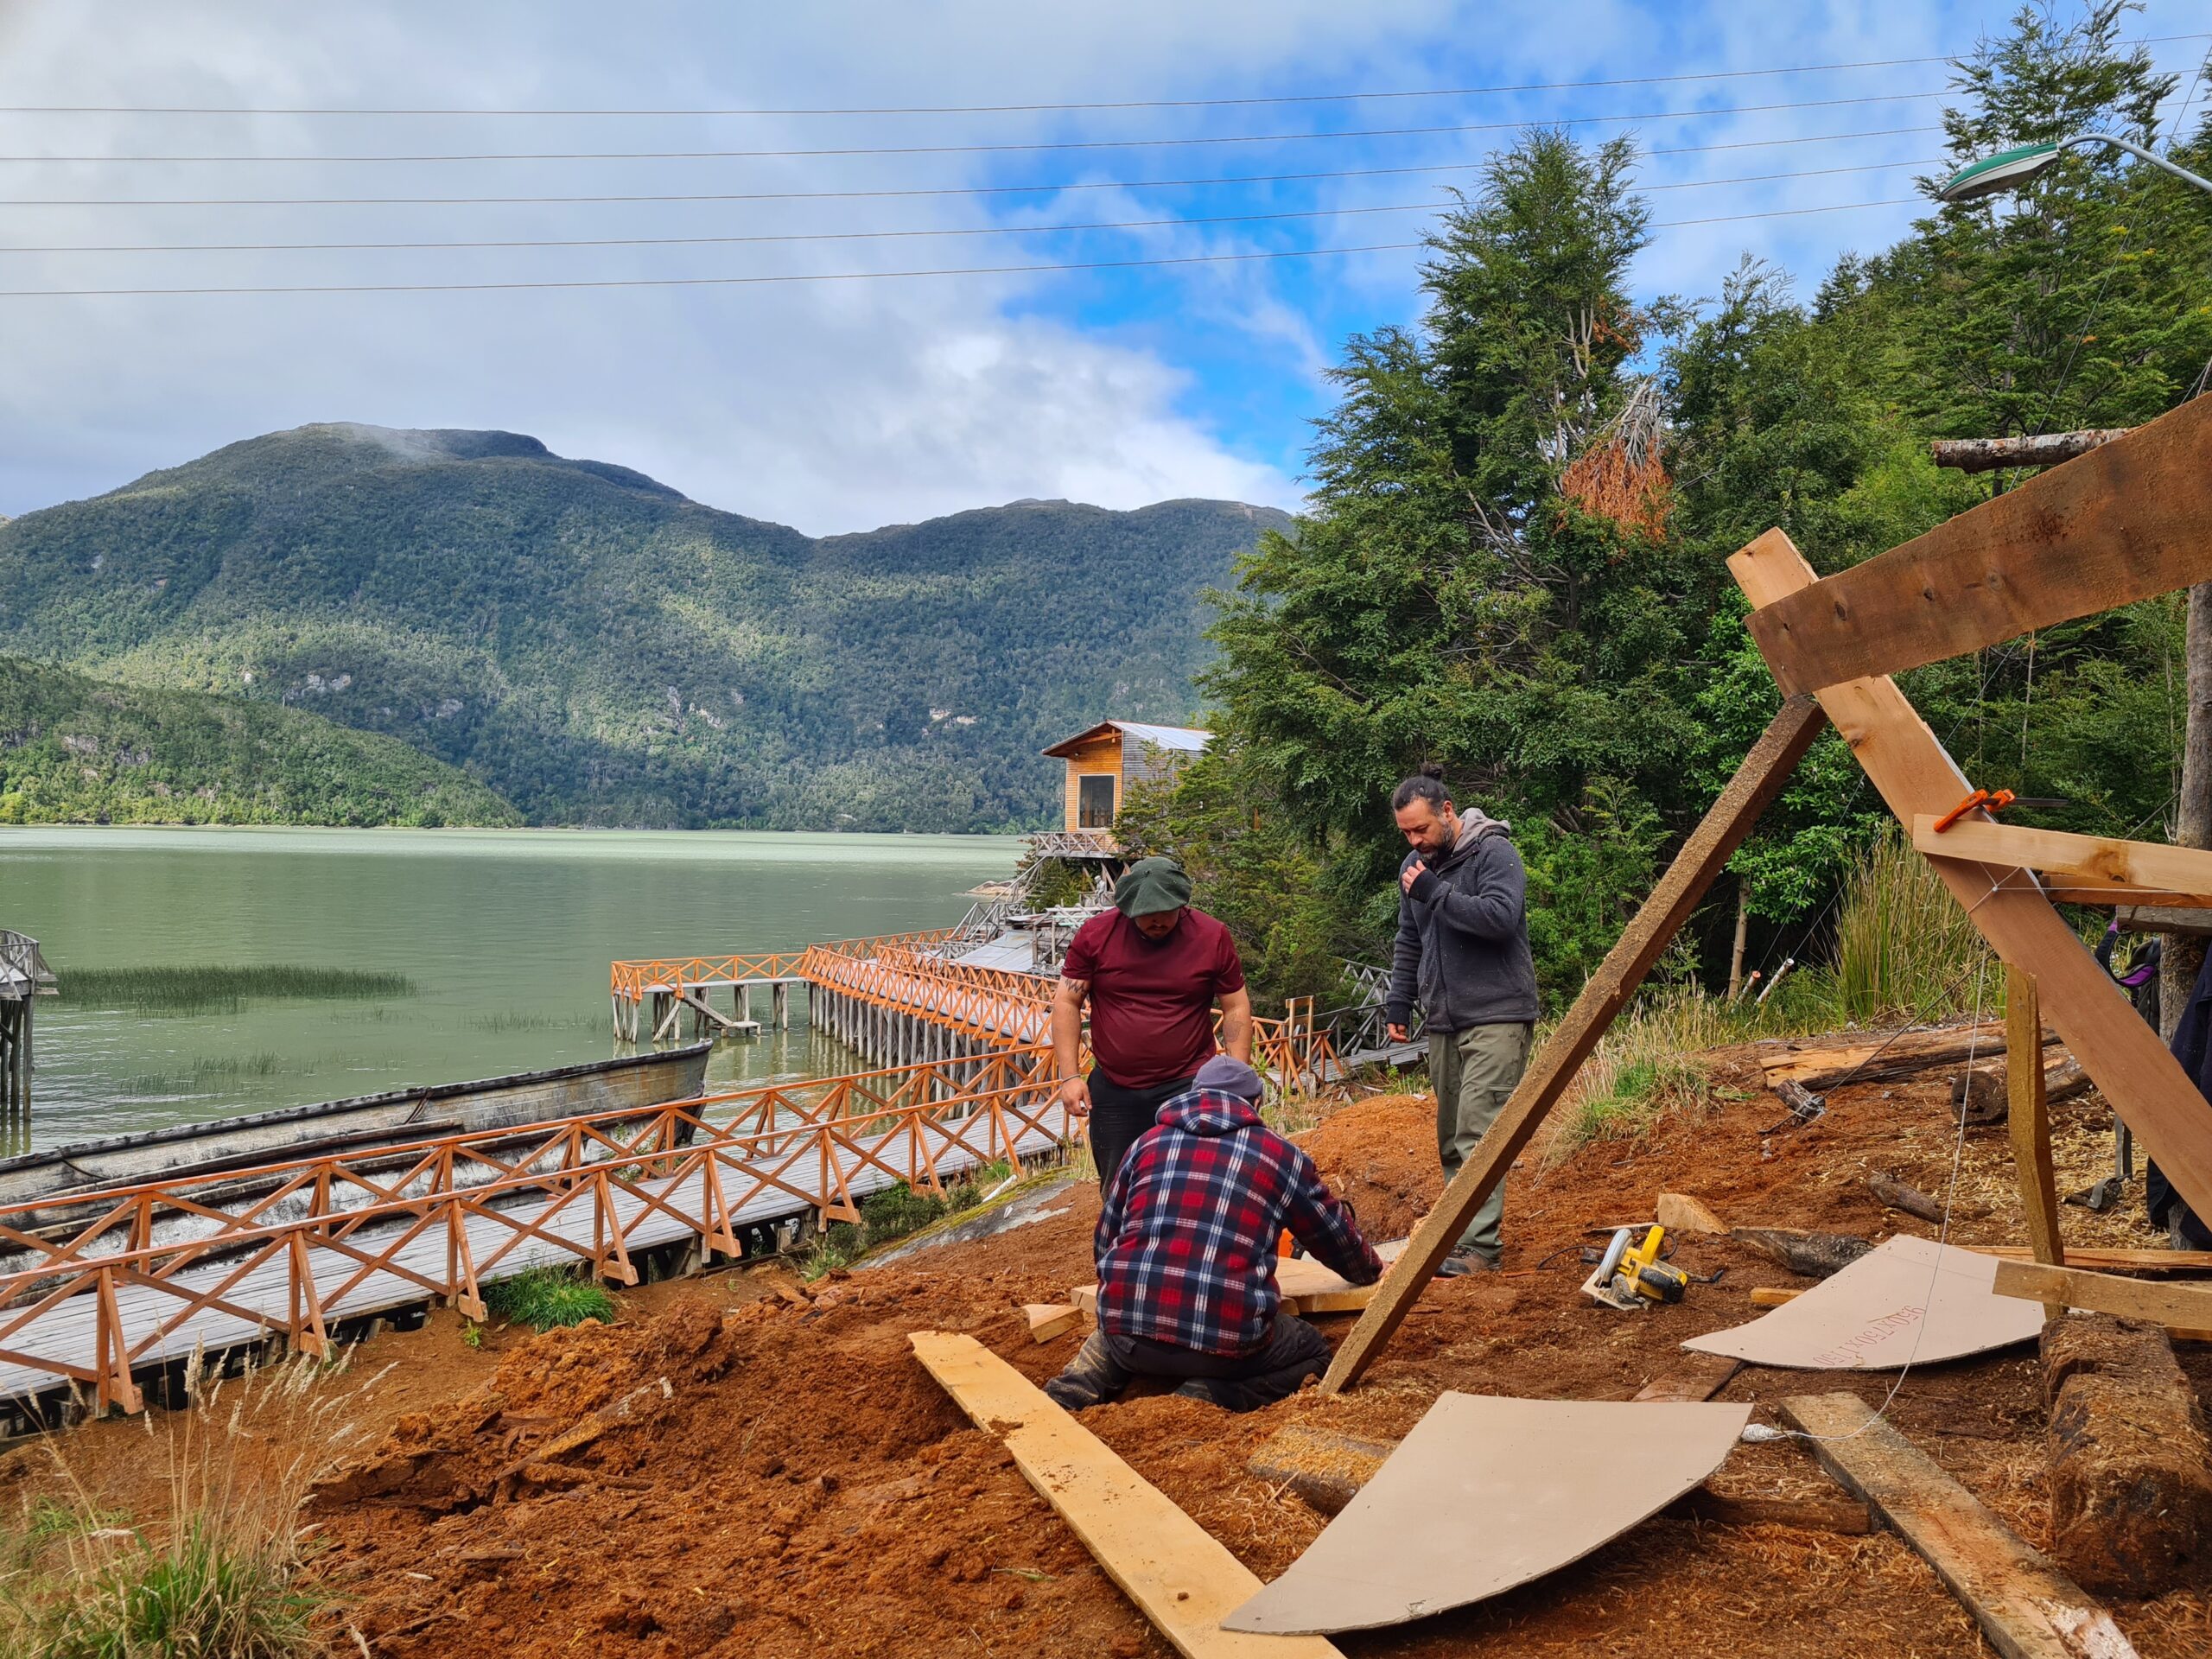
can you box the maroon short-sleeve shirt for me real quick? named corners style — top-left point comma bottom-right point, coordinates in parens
top-left (1060, 907), bottom-right (1246, 1088)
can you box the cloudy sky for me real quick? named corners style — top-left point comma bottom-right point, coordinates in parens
top-left (0, 1), bottom-right (2204, 533)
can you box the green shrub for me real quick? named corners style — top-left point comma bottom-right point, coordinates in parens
top-left (483, 1266), bottom-right (618, 1331)
top-left (799, 1222), bottom-right (863, 1281)
top-left (857, 1181), bottom-right (948, 1239)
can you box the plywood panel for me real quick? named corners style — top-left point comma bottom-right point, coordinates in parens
top-left (1683, 1234), bottom-right (2044, 1370)
top-left (1223, 1392), bottom-right (1749, 1634)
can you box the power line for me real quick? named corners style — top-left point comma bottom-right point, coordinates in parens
top-left (0, 90), bottom-right (1955, 163)
top-left (0, 124), bottom-right (1951, 207)
top-left (3, 35), bottom-right (2202, 118)
top-left (0, 164), bottom-right (1938, 255)
top-left (0, 199), bottom-right (1923, 297)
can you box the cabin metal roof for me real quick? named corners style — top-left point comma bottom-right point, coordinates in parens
top-left (1041, 720), bottom-right (1211, 759)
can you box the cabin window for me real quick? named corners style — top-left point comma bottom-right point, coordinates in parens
top-left (1077, 773), bottom-right (1116, 828)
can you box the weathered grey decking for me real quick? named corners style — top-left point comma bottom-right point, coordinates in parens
top-left (0, 1100), bottom-right (1071, 1409)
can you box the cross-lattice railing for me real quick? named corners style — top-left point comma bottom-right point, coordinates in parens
top-left (0, 1045), bottom-right (1067, 1415)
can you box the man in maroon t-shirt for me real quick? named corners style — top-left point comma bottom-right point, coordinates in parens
top-left (1052, 856), bottom-right (1252, 1189)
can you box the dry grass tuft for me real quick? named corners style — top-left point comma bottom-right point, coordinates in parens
top-left (0, 1347), bottom-right (381, 1658)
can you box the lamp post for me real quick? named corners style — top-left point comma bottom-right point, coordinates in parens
top-left (1940, 131), bottom-right (2212, 1040)
top-left (1937, 133), bottom-right (2212, 202)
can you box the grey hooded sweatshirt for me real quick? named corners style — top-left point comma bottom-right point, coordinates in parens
top-left (1384, 810), bottom-right (1539, 1033)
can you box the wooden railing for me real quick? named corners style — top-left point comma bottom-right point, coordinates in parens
top-left (0, 1046), bottom-right (1067, 1414)
top-left (807, 942), bottom-right (1337, 1092)
top-left (607, 930), bottom-right (956, 1001)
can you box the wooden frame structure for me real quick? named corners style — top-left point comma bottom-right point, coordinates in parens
top-left (1324, 396), bottom-right (2212, 1394)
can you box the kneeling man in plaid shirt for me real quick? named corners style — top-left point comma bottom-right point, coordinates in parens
top-left (1046, 1054), bottom-right (1382, 1412)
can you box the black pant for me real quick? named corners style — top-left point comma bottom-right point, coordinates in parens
top-left (1087, 1068), bottom-right (1194, 1191)
top-left (1046, 1313), bottom-right (1332, 1413)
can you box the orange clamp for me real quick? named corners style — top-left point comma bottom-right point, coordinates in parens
top-left (1931, 787), bottom-right (2017, 834)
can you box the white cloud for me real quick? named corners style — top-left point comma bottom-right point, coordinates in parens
top-left (0, 0), bottom-right (1465, 530)
top-left (0, 0), bottom-right (2202, 530)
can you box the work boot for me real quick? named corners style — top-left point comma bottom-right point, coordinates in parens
top-left (1434, 1247), bottom-right (1499, 1278)
top-left (1043, 1332), bottom-right (1127, 1410)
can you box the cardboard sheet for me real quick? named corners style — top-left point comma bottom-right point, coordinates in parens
top-left (1682, 1233), bottom-right (2044, 1370)
top-left (1222, 1392), bottom-right (1750, 1634)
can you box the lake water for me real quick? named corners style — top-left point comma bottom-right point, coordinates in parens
top-left (0, 825), bottom-right (1020, 1153)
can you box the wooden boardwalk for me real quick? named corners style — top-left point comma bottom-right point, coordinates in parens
top-left (0, 1048), bottom-right (1069, 1416)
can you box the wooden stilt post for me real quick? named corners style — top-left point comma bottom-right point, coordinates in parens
top-left (1320, 693), bottom-right (1828, 1394)
top-left (2007, 966), bottom-right (2065, 1317)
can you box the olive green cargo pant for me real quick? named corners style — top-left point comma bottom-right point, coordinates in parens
top-left (1431, 1022), bottom-right (1533, 1260)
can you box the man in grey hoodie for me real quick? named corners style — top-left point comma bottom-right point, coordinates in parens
top-left (1383, 764), bottom-right (1539, 1274)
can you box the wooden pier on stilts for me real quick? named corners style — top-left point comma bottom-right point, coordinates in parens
top-left (0, 930), bottom-right (54, 1124)
top-left (613, 928), bottom-right (1338, 1099)
top-left (608, 951), bottom-right (819, 1044)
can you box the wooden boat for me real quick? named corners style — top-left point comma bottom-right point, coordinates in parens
top-left (0, 1042), bottom-right (714, 1226)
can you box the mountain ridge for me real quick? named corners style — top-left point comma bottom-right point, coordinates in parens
top-left (0, 423), bottom-right (1292, 830)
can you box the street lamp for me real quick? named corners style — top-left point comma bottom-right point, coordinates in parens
top-left (1938, 132), bottom-right (2212, 202)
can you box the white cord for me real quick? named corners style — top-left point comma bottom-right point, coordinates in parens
top-left (1777, 943), bottom-right (1992, 1444)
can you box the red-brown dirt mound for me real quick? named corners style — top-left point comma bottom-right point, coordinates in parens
top-left (16, 1075), bottom-right (2212, 1657)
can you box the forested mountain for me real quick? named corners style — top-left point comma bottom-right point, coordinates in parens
top-left (0, 652), bottom-right (519, 826)
top-left (1122, 3), bottom-right (2212, 1007)
top-left (0, 424), bottom-right (1287, 830)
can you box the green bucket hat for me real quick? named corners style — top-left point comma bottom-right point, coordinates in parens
top-left (1114, 856), bottom-right (1192, 918)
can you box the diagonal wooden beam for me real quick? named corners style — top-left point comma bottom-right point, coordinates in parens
top-left (1319, 692), bottom-right (1828, 1394)
top-left (1744, 393), bottom-right (2212, 695)
top-left (1732, 529), bottom-right (2212, 1231)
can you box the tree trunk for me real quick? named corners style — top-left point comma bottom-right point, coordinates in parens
top-left (1929, 429), bottom-right (2131, 474)
top-left (2160, 582), bottom-right (2212, 1041)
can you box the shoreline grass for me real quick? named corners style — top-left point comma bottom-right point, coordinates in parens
top-left (54, 965), bottom-right (416, 1016)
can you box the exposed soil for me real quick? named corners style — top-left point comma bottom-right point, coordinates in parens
top-left (11, 1052), bottom-right (2212, 1658)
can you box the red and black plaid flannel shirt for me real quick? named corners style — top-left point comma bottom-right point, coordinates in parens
top-left (1094, 1087), bottom-right (1382, 1357)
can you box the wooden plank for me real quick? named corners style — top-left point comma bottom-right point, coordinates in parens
top-left (908, 1331), bottom-right (1343, 1659)
top-left (1748, 1287), bottom-right (1801, 1306)
top-left (1993, 1259), bottom-right (2212, 1339)
top-left (1743, 393), bottom-right (2212, 696)
top-left (1318, 695), bottom-right (1828, 1394)
top-left (1655, 1192), bottom-right (1729, 1236)
top-left (2006, 968), bottom-right (2064, 1315)
top-left (1024, 1303), bottom-right (1081, 1344)
top-left (1732, 530), bottom-right (2212, 1243)
top-left (1915, 817), bottom-right (2212, 903)
top-left (1778, 1392), bottom-right (2138, 1659)
top-left (2115, 904), bottom-right (2212, 938)
top-left (1679, 1488), bottom-right (1873, 1533)
top-left (1631, 1353), bottom-right (1739, 1402)
top-left (1969, 1244), bottom-right (2212, 1274)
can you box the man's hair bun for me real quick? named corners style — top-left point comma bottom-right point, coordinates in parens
top-left (1417, 761), bottom-right (1446, 781)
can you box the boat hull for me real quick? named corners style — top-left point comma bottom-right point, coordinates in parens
top-left (0, 1043), bottom-right (715, 1221)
